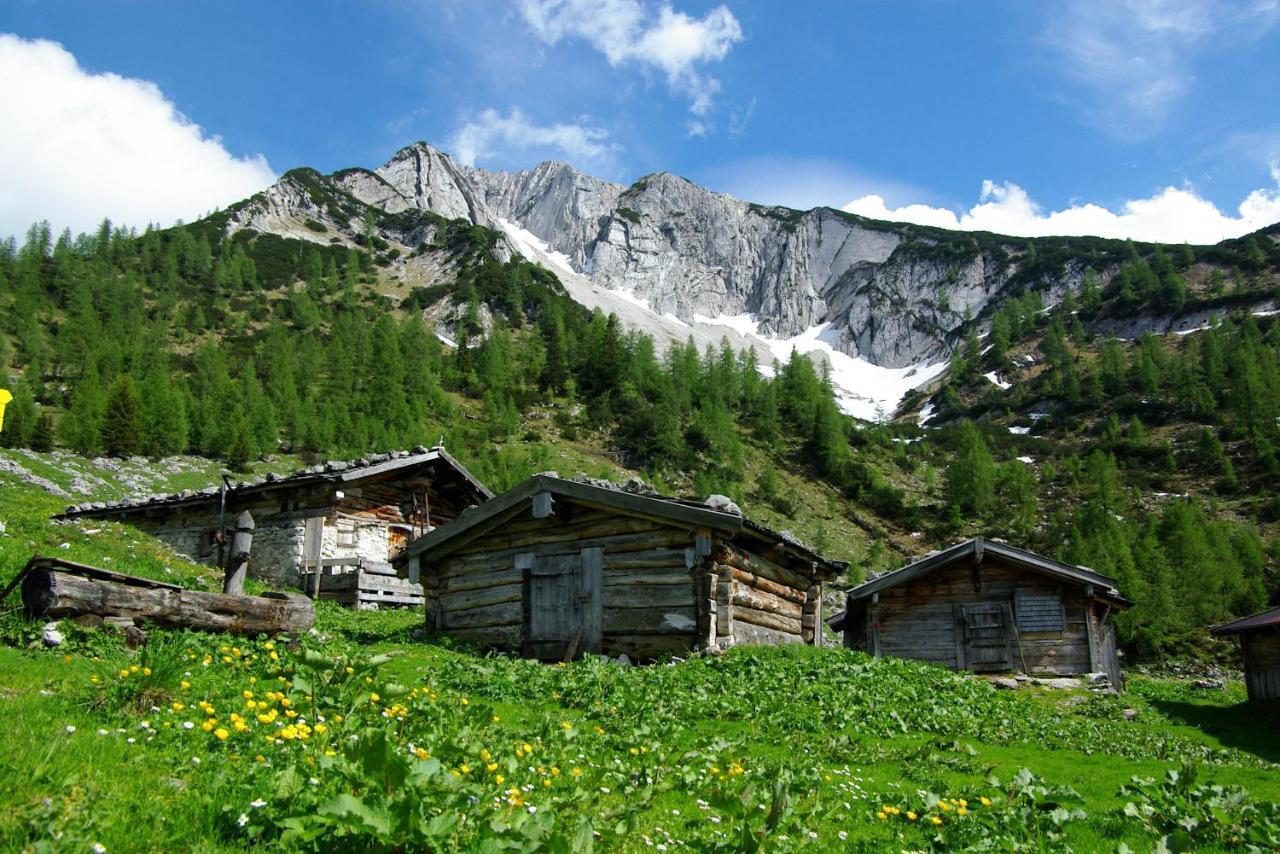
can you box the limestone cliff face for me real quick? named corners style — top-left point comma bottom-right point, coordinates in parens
top-left (225, 142), bottom-right (1067, 369)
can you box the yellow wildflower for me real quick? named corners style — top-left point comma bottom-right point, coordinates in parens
top-left (201, 720), bottom-right (216, 732)
top-left (142, 668), bottom-right (152, 676)
top-left (180, 680), bottom-right (190, 690)
top-left (214, 728), bottom-right (229, 741)
top-left (279, 697), bottom-right (292, 709)
top-left (129, 665), bottom-right (139, 673)
top-left (980, 796), bottom-right (992, 807)
top-left (487, 763), bottom-right (498, 772)
top-left (876, 812), bottom-right (887, 821)
top-left (561, 721), bottom-right (572, 730)
top-left (313, 723), bottom-right (327, 734)
top-left (907, 811), bottom-right (917, 821)
top-left (118, 669), bottom-right (130, 678)
top-left (495, 774), bottom-right (505, 785)
top-left (459, 764), bottom-right (471, 774)
top-left (242, 690), bottom-right (254, 699)
top-left (571, 767), bottom-right (583, 778)
top-left (931, 816), bottom-right (943, 826)
top-left (264, 641), bottom-right (275, 651)
top-left (414, 748), bottom-right (430, 760)
top-left (254, 754), bottom-right (266, 763)
top-left (957, 807), bottom-right (968, 816)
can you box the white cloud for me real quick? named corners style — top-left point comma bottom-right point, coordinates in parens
top-left (1046, 0), bottom-right (1280, 136)
top-left (0, 34), bottom-right (275, 239)
top-left (843, 171), bottom-right (1280, 244)
top-left (449, 108), bottom-right (615, 167)
top-left (517, 0), bottom-right (742, 115)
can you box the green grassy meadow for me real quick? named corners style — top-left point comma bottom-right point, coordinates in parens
top-left (1, 463), bottom-right (1278, 852)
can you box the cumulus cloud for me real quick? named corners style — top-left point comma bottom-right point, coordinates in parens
top-left (1046, 0), bottom-right (1280, 135)
top-left (449, 108), bottom-right (615, 167)
top-left (517, 0), bottom-right (742, 115)
top-left (0, 34), bottom-right (275, 239)
top-left (843, 170), bottom-right (1280, 244)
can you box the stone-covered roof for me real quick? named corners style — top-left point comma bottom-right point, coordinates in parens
top-left (57, 446), bottom-right (491, 519)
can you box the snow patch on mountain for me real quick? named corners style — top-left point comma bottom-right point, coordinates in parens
top-left (690, 314), bottom-right (949, 422)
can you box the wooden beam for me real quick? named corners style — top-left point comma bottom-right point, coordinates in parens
top-left (532, 491), bottom-right (554, 519)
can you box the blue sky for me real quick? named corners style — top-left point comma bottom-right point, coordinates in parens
top-left (2, 0), bottom-right (1279, 242)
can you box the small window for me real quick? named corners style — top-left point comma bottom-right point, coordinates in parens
top-left (336, 522), bottom-right (356, 547)
top-left (1015, 590), bottom-right (1065, 633)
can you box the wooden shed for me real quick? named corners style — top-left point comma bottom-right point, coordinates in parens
top-left (829, 538), bottom-right (1130, 683)
top-left (392, 475), bottom-right (845, 661)
top-left (1211, 607), bottom-right (1280, 702)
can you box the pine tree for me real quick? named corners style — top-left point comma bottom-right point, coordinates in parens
top-left (101, 374), bottom-right (143, 457)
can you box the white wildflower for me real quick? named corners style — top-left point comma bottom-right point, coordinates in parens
top-left (237, 813), bottom-right (249, 827)
top-left (64, 725), bottom-right (76, 734)
top-left (250, 799), bottom-right (266, 808)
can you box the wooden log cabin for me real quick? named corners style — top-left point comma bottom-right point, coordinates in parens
top-left (57, 447), bottom-right (492, 595)
top-left (829, 538), bottom-right (1130, 683)
top-left (392, 475), bottom-right (846, 661)
top-left (1211, 607), bottom-right (1280, 702)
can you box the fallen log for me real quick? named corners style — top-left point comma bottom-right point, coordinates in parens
top-left (19, 556), bottom-right (313, 636)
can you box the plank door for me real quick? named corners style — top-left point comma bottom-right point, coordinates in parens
top-left (960, 603), bottom-right (1014, 672)
top-left (525, 549), bottom-right (603, 661)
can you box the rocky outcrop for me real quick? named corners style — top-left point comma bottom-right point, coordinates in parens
top-left (224, 142), bottom-right (1093, 373)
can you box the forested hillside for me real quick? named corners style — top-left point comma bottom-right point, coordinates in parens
top-left (2, 213), bottom-right (1279, 659)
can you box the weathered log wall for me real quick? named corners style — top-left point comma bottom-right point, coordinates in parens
top-left (867, 559), bottom-right (1095, 675)
top-left (718, 545), bottom-right (821, 646)
top-left (1242, 629), bottom-right (1280, 702)
top-left (429, 506), bottom-right (700, 659)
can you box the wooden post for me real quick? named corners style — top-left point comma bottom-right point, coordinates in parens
top-left (223, 511), bottom-right (254, 596)
top-left (303, 517), bottom-right (324, 598)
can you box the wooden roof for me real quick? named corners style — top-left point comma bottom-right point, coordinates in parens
top-left (1211, 606), bottom-right (1280, 635)
top-left (56, 447), bottom-right (492, 520)
top-left (394, 474), bottom-right (846, 578)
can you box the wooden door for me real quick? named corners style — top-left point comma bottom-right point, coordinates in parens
top-left (525, 548), bottom-right (603, 661)
top-left (960, 603), bottom-right (1013, 672)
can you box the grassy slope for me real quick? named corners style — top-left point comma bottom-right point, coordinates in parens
top-left (1, 468), bottom-right (1278, 850)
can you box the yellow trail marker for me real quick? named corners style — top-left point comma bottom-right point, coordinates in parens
top-left (0, 388), bottom-right (11, 432)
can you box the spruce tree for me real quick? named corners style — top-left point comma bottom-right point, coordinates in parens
top-left (101, 374), bottom-right (143, 457)
top-left (30, 411), bottom-right (56, 452)
top-left (62, 364), bottom-right (105, 455)
top-left (945, 420), bottom-right (996, 523)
